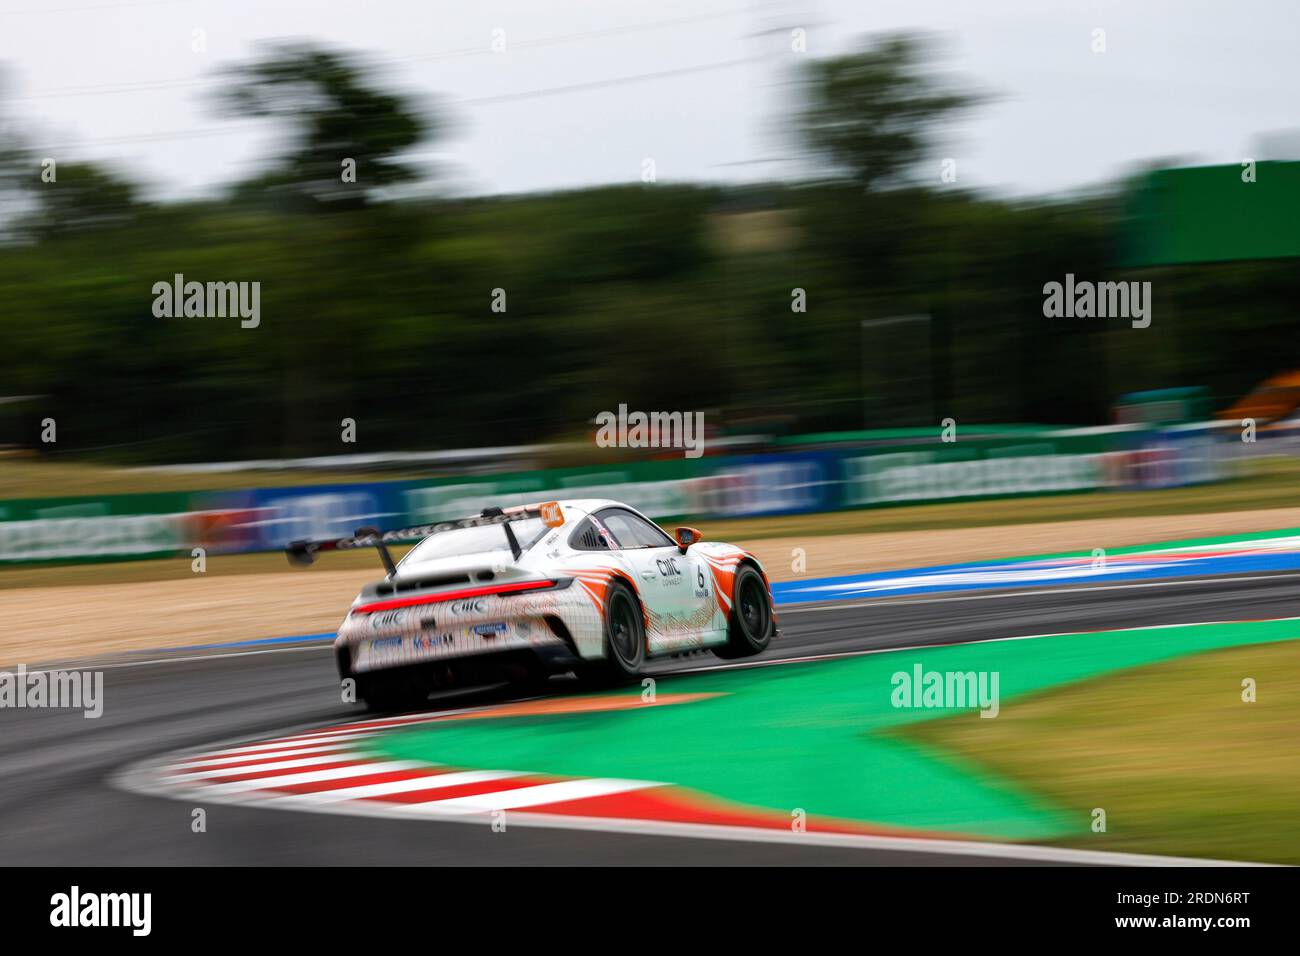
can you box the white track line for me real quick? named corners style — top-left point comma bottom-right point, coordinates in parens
top-left (9, 569), bottom-right (1295, 672)
top-left (279, 769), bottom-right (530, 803)
top-left (669, 613), bottom-right (1300, 677)
top-left (412, 777), bottom-right (664, 813)
top-left (23, 568), bottom-right (1300, 673)
top-left (161, 703), bottom-right (542, 770)
top-left (450, 812), bottom-right (1273, 867)
top-left (174, 752), bottom-right (369, 778)
top-left (179, 734), bottom-right (377, 762)
top-left (194, 738), bottom-right (367, 758)
top-left (779, 571), bottom-right (1300, 614)
top-left (112, 574), bottom-right (1300, 865)
top-left (118, 758), bottom-right (1268, 866)
top-left (194, 760), bottom-right (431, 795)
top-left (173, 743), bottom-right (356, 768)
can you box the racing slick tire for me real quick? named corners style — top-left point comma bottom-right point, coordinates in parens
top-left (712, 564), bottom-right (774, 660)
top-left (583, 580), bottom-right (646, 684)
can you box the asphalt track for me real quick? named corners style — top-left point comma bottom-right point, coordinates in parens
top-left (4, 569), bottom-right (1297, 866)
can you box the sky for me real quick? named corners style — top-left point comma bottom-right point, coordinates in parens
top-left (2, 0), bottom-right (1298, 201)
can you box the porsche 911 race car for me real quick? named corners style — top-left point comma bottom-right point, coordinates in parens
top-left (286, 499), bottom-right (776, 711)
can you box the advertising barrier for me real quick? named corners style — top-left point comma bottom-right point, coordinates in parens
top-left (0, 493), bottom-right (193, 563)
top-left (0, 427), bottom-right (1230, 564)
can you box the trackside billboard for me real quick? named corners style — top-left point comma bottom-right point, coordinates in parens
top-left (0, 430), bottom-right (1226, 564)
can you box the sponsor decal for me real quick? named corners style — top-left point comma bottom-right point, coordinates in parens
top-left (656, 557), bottom-right (684, 585)
top-left (412, 633), bottom-right (453, 650)
top-left (694, 566), bottom-right (710, 599)
top-left (471, 622), bottom-right (508, 636)
top-left (370, 608), bottom-right (409, 631)
top-left (846, 451), bottom-right (1105, 505)
top-left (364, 635), bottom-right (406, 666)
top-left (447, 599), bottom-right (488, 615)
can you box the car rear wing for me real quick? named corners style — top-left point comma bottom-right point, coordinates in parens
top-left (285, 501), bottom-right (564, 576)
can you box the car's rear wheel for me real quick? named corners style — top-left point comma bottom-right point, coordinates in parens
top-left (585, 580), bottom-right (645, 684)
top-left (713, 564), bottom-right (774, 659)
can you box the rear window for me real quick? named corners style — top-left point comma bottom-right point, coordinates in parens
top-left (569, 518), bottom-right (612, 551)
top-left (399, 517), bottom-right (549, 565)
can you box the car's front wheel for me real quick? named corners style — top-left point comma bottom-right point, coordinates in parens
top-left (713, 564), bottom-right (774, 659)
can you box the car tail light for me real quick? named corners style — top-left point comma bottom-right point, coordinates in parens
top-left (352, 579), bottom-right (562, 616)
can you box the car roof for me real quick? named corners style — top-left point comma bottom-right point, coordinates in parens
top-left (554, 498), bottom-right (622, 516)
top-left (470, 499), bottom-right (645, 527)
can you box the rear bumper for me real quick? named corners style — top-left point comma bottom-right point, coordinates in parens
top-left (335, 584), bottom-right (602, 675)
top-left (343, 643), bottom-right (585, 684)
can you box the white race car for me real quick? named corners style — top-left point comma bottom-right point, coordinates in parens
top-left (287, 499), bottom-right (776, 711)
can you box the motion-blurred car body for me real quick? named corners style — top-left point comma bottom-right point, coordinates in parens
top-left (287, 499), bottom-right (776, 709)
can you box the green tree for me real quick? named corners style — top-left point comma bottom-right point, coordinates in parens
top-left (19, 162), bottom-right (142, 240)
top-left (217, 43), bottom-right (431, 209)
top-left (800, 33), bottom-right (983, 191)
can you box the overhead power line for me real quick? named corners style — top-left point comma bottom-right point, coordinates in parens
top-left (461, 55), bottom-right (764, 106)
top-left (14, 7), bottom-right (750, 100)
top-left (30, 52), bottom-right (771, 151)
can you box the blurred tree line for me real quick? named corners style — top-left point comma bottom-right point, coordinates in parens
top-left (2, 34), bottom-right (1297, 462)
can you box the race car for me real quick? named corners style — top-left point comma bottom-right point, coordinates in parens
top-left (286, 499), bottom-right (776, 711)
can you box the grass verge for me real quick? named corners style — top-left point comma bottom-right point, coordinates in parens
top-left (0, 457), bottom-right (439, 498)
top-left (902, 639), bottom-right (1300, 864)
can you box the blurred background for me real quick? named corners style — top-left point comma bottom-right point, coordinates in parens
top-left (2, 0), bottom-right (1300, 550)
top-left (3, 2), bottom-right (1300, 869)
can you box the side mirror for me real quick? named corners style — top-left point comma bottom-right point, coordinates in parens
top-left (675, 527), bottom-right (702, 554)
